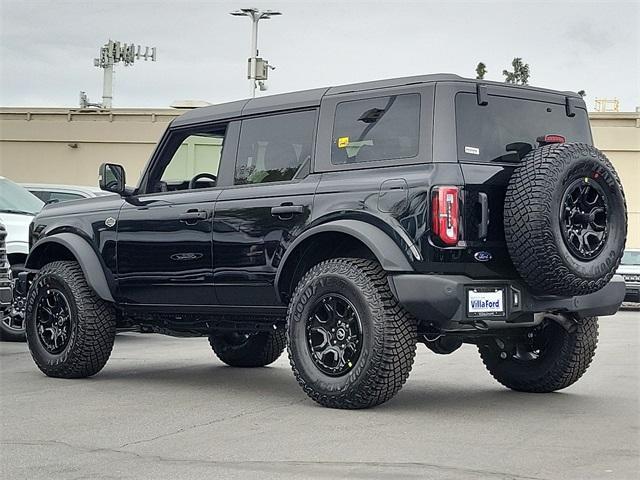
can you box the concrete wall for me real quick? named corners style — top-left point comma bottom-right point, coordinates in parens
top-left (1, 106), bottom-right (639, 246)
top-left (0, 108), bottom-right (182, 187)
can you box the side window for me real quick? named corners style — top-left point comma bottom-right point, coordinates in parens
top-left (148, 126), bottom-right (226, 193)
top-left (235, 110), bottom-right (316, 185)
top-left (30, 191), bottom-right (50, 203)
top-left (48, 192), bottom-right (85, 202)
top-left (331, 93), bottom-right (420, 165)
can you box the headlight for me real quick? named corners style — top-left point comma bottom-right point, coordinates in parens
top-left (623, 274), bottom-right (640, 282)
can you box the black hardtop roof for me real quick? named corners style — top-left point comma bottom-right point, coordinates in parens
top-left (172, 73), bottom-right (580, 127)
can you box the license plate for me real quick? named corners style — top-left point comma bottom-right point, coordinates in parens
top-left (467, 288), bottom-right (505, 317)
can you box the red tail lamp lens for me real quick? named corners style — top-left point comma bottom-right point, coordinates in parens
top-left (431, 186), bottom-right (460, 245)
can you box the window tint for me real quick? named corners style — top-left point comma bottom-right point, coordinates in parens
top-left (235, 110), bottom-right (316, 185)
top-left (331, 94), bottom-right (420, 165)
top-left (455, 93), bottom-right (591, 163)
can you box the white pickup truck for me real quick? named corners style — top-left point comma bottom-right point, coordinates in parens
top-left (0, 177), bottom-right (43, 340)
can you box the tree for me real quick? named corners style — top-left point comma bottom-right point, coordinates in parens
top-left (475, 62), bottom-right (487, 80)
top-left (502, 57), bottom-right (530, 85)
top-left (578, 90), bottom-right (586, 97)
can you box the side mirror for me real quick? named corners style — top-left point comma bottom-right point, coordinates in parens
top-left (99, 163), bottom-right (127, 195)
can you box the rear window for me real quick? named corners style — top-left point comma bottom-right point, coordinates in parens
top-left (455, 93), bottom-right (591, 163)
top-left (331, 93), bottom-right (420, 165)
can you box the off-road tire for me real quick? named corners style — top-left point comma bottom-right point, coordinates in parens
top-left (287, 258), bottom-right (417, 409)
top-left (504, 143), bottom-right (626, 296)
top-left (478, 316), bottom-right (599, 392)
top-left (209, 330), bottom-right (286, 367)
top-left (25, 261), bottom-right (116, 378)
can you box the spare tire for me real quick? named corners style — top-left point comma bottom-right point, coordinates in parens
top-left (504, 142), bottom-right (626, 296)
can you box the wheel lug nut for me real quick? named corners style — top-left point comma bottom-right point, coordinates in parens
top-left (500, 352), bottom-right (508, 359)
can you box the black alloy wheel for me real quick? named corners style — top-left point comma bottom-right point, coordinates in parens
top-left (287, 258), bottom-right (417, 409)
top-left (478, 315), bottom-right (599, 393)
top-left (560, 178), bottom-right (608, 260)
top-left (1, 309), bottom-right (25, 335)
top-left (508, 322), bottom-right (554, 364)
top-left (25, 261), bottom-right (116, 378)
top-left (34, 288), bottom-right (72, 354)
top-left (0, 269), bottom-right (27, 341)
top-left (306, 294), bottom-right (363, 377)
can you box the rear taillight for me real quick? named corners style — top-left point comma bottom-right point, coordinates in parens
top-left (431, 186), bottom-right (460, 246)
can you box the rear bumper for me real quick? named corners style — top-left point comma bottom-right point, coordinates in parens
top-left (0, 286), bottom-right (11, 309)
top-left (388, 274), bottom-right (625, 331)
top-left (624, 282), bottom-right (640, 303)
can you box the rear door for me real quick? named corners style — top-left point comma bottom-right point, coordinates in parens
top-left (448, 83), bottom-right (592, 278)
top-left (213, 109), bottom-right (319, 305)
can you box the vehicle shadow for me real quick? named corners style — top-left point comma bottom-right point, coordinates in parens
top-left (94, 368), bottom-right (600, 415)
top-left (69, 333), bottom-right (604, 413)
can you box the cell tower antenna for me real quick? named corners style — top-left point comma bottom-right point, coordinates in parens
top-left (80, 40), bottom-right (157, 109)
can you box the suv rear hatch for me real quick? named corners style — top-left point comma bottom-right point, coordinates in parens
top-left (454, 86), bottom-right (592, 278)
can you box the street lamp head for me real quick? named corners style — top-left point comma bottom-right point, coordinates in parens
top-left (230, 8), bottom-right (282, 18)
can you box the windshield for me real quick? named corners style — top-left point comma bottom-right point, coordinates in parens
top-left (621, 251), bottom-right (640, 265)
top-left (0, 178), bottom-right (44, 215)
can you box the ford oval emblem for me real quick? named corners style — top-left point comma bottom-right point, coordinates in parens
top-left (474, 251), bottom-right (492, 262)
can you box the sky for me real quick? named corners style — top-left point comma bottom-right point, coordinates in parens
top-left (0, 0), bottom-right (638, 111)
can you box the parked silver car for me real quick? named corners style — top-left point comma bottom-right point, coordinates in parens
top-left (618, 249), bottom-right (640, 303)
top-left (20, 183), bottom-right (116, 204)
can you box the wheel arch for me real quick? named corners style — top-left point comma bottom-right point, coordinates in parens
top-left (275, 219), bottom-right (414, 303)
top-left (25, 234), bottom-right (115, 302)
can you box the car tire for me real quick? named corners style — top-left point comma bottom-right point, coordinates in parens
top-left (505, 143), bottom-right (626, 296)
top-left (209, 330), bottom-right (286, 367)
top-left (478, 315), bottom-right (598, 392)
top-left (287, 258), bottom-right (417, 409)
top-left (25, 261), bottom-right (116, 378)
top-left (0, 314), bottom-right (25, 341)
top-left (0, 266), bottom-right (26, 342)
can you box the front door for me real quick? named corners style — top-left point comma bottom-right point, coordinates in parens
top-left (115, 123), bottom-right (230, 306)
top-left (213, 109), bottom-right (319, 305)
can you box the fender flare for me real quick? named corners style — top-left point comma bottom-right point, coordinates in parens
top-left (26, 233), bottom-right (115, 303)
top-left (275, 219), bottom-right (415, 300)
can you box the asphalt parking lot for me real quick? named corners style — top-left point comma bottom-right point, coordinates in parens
top-left (1, 310), bottom-right (638, 480)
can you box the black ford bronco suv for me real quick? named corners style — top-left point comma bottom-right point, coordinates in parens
top-left (21, 74), bottom-right (627, 409)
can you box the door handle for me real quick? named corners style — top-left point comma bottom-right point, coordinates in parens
top-left (478, 193), bottom-right (489, 240)
top-left (271, 205), bottom-right (304, 217)
top-left (179, 209), bottom-right (209, 224)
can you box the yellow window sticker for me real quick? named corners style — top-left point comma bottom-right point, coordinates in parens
top-left (337, 136), bottom-right (349, 148)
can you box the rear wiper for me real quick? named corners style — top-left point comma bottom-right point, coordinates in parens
top-left (490, 142), bottom-right (533, 163)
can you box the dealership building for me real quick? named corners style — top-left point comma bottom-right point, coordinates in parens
top-left (0, 106), bottom-right (638, 247)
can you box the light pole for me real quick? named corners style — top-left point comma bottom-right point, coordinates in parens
top-left (230, 7), bottom-right (281, 98)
